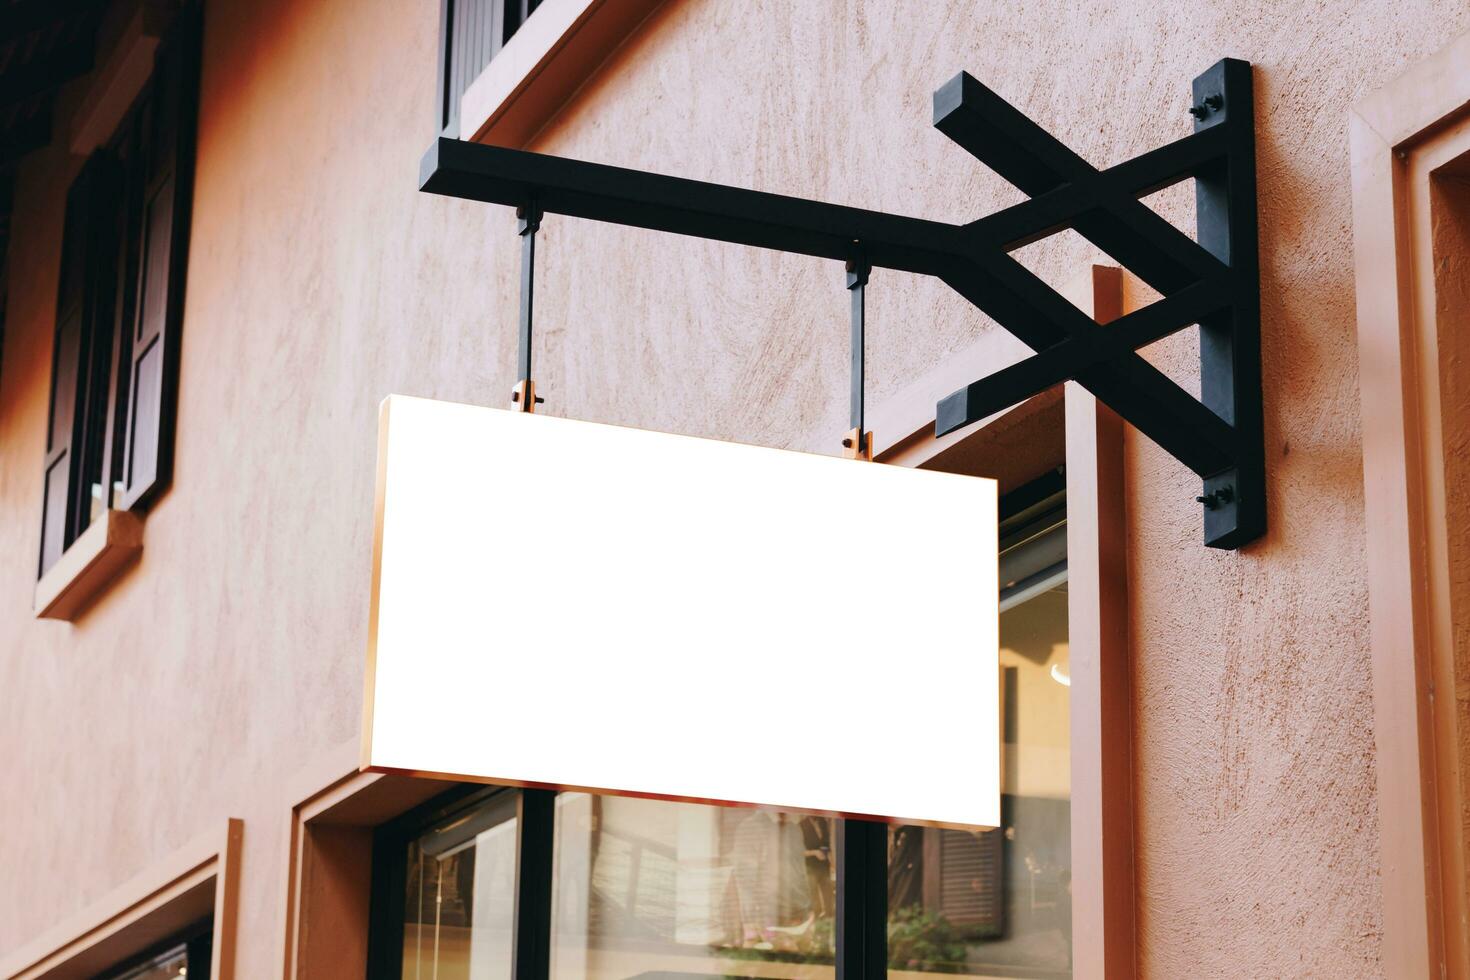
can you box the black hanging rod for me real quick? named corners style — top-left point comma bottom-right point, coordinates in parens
top-left (419, 58), bottom-right (1262, 549)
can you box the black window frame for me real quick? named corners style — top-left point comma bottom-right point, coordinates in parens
top-left (435, 0), bottom-right (546, 137)
top-left (37, 3), bottom-right (202, 579)
top-left (96, 919), bottom-right (212, 980)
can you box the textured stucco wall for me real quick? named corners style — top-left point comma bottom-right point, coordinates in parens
top-left (1, 0), bottom-right (1467, 975)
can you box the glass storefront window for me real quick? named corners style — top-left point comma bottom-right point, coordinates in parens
top-left (400, 791), bottom-right (519, 980)
top-left (550, 793), bottom-right (836, 979)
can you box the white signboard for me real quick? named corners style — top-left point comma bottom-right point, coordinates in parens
top-left (362, 395), bottom-right (1000, 829)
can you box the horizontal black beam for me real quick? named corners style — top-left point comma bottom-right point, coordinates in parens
top-left (420, 137), bottom-right (967, 279)
top-left (422, 128), bottom-right (1232, 269)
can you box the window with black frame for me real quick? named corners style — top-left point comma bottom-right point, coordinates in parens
top-left (437, 0), bottom-right (546, 136)
top-left (38, 6), bottom-right (201, 578)
top-left (96, 924), bottom-right (211, 980)
top-left (368, 474), bottom-right (1071, 980)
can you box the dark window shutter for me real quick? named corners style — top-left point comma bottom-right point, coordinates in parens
top-left (40, 272), bottom-right (82, 574)
top-left (935, 827), bottom-right (1004, 933)
top-left (116, 12), bottom-right (199, 512)
top-left (39, 157), bottom-right (120, 575)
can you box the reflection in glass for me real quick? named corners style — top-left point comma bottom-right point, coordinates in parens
top-left (551, 793), bottom-right (836, 979)
top-left (402, 792), bottom-right (519, 980)
top-left (110, 948), bottom-right (188, 980)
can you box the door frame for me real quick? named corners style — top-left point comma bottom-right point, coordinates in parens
top-left (1351, 28), bottom-right (1470, 979)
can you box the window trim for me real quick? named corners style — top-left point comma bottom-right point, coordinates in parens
top-left (0, 819), bottom-right (242, 980)
top-left (444, 0), bottom-right (669, 147)
top-left (281, 745), bottom-right (463, 980)
top-left (33, 505), bottom-right (142, 619)
top-left (1062, 366), bottom-right (1134, 980)
top-left (1350, 31), bottom-right (1470, 979)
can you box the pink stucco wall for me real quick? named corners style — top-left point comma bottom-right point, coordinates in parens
top-left (2, 0), bottom-right (1467, 975)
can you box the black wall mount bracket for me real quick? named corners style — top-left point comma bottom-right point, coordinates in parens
top-left (419, 58), bottom-right (1263, 549)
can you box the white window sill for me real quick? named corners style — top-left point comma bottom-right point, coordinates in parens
top-left (459, 0), bottom-right (667, 147)
top-left (34, 509), bottom-right (143, 621)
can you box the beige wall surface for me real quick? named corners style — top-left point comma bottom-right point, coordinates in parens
top-left (1, 0), bottom-right (1466, 976)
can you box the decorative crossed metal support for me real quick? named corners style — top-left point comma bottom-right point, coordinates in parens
top-left (420, 58), bottom-right (1262, 549)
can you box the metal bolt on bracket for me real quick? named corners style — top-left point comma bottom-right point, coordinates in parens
top-left (1195, 485), bottom-right (1236, 510)
top-left (1189, 93), bottom-right (1224, 118)
top-left (511, 378), bottom-right (544, 412)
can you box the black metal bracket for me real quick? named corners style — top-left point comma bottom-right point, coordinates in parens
top-left (419, 58), bottom-right (1263, 548)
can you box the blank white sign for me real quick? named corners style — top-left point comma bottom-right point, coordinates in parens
top-left (362, 395), bottom-right (999, 829)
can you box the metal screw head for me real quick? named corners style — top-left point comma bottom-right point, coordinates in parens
top-left (1195, 493), bottom-right (1217, 510)
top-left (1203, 94), bottom-right (1224, 110)
top-left (1189, 104), bottom-right (1208, 119)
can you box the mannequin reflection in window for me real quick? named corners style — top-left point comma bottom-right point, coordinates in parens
top-left (799, 815), bottom-right (834, 919)
top-left (729, 810), bottom-right (816, 950)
